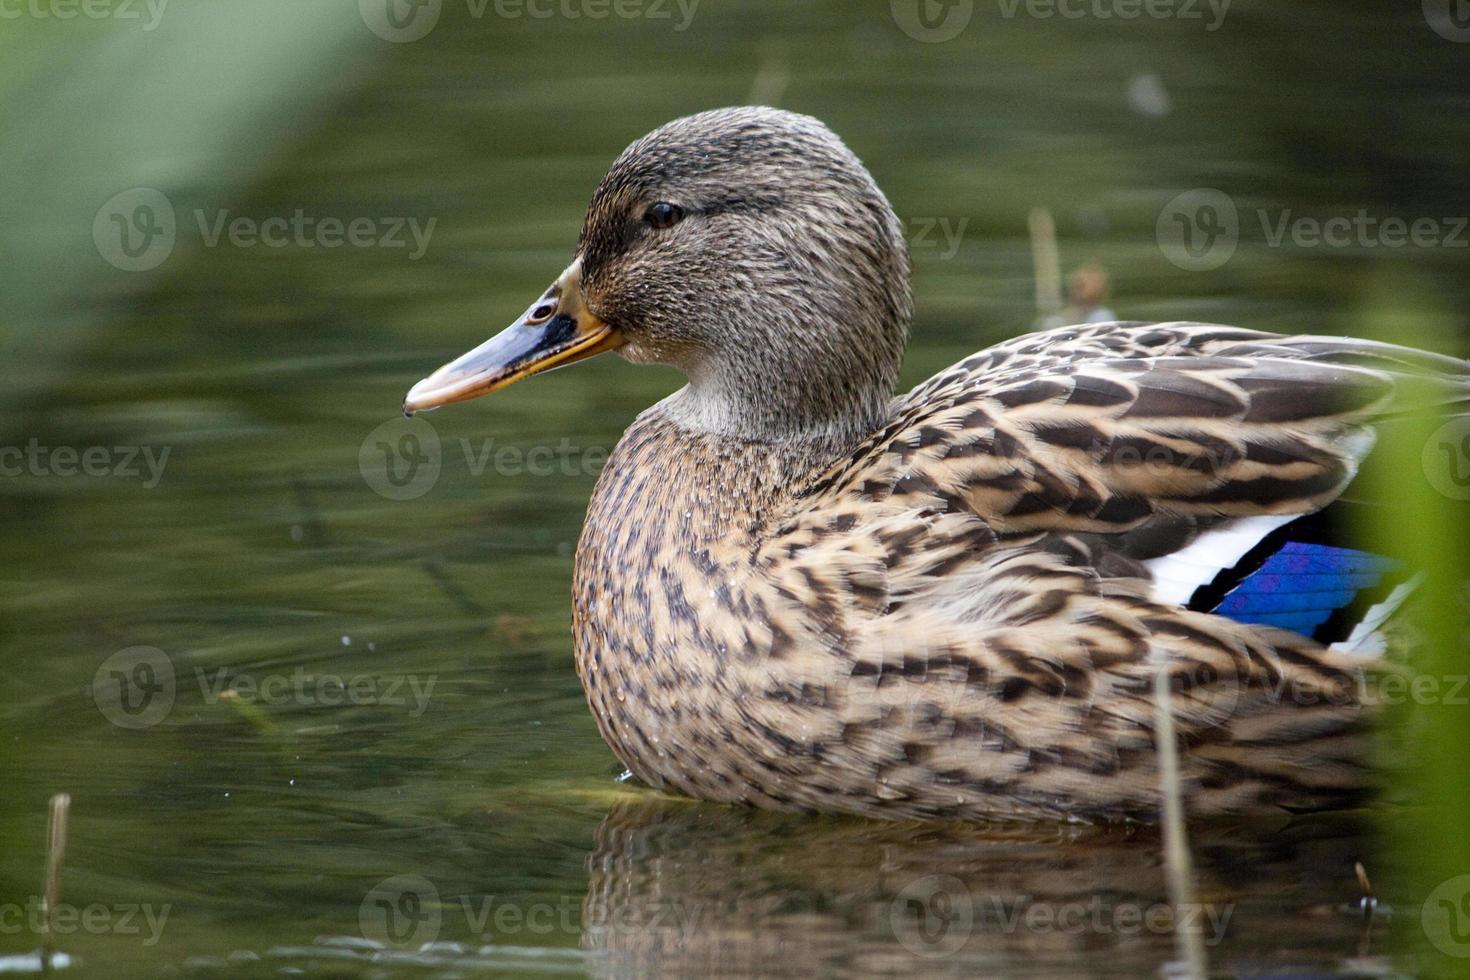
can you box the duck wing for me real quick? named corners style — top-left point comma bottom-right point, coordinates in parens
top-left (807, 320), bottom-right (1468, 639)
top-left (751, 322), bottom-right (1467, 817)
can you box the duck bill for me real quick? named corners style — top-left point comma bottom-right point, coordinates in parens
top-left (403, 258), bottom-right (620, 414)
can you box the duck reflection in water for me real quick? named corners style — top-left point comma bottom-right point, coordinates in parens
top-left (579, 798), bottom-right (1387, 978)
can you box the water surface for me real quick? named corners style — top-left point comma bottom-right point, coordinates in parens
top-left (2, 2), bottom-right (1467, 976)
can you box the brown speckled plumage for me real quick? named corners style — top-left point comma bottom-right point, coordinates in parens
top-left (574, 321), bottom-right (1458, 820)
top-left (414, 107), bottom-right (1470, 821)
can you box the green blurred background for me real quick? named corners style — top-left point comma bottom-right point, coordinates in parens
top-left (2, 1), bottom-right (1468, 976)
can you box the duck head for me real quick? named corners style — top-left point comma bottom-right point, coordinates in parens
top-left (404, 106), bottom-right (912, 444)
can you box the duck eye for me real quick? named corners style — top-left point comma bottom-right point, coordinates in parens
top-left (643, 202), bottom-right (684, 230)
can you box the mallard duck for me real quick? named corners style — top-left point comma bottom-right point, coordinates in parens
top-left (405, 107), bottom-right (1469, 821)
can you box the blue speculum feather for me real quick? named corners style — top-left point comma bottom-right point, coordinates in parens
top-left (1209, 541), bottom-right (1402, 637)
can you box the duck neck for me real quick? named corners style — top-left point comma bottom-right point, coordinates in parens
top-left (659, 368), bottom-right (893, 452)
